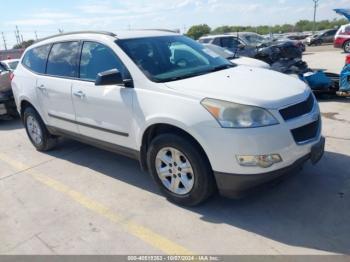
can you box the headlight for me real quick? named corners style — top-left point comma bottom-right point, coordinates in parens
top-left (201, 98), bottom-right (279, 128)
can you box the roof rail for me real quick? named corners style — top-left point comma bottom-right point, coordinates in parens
top-left (136, 28), bottom-right (180, 33)
top-left (35, 31), bottom-right (117, 43)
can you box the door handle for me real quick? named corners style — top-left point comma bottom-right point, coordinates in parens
top-left (36, 84), bottom-right (46, 91)
top-left (73, 90), bottom-right (86, 99)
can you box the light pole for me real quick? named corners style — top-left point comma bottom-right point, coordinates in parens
top-left (312, 0), bottom-right (320, 34)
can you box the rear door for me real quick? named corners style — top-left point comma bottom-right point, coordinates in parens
top-left (71, 41), bottom-right (134, 148)
top-left (36, 41), bottom-right (80, 133)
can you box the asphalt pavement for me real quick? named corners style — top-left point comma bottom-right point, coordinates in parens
top-left (0, 46), bottom-right (349, 255)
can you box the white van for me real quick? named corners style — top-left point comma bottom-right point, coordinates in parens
top-left (11, 31), bottom-right (324, 205)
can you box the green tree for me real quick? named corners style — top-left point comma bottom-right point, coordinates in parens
top-left (13, 40), bottom-right (35, 49)
top-left (212, 25), bottom-right (233, 34)
top-left (210, 18), bottom-right (347, 36)
top-left (186, 24), bottom-right (211, 40)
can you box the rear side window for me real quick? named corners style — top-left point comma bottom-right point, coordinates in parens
top-left (46, 41), bottom-right (79, 78)
top-left (22, 45), bottom-right (51, 74)
top-left (79, 41), bottom-right (126, 81)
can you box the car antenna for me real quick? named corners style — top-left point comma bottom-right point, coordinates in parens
top-left (233, 29), bottom-right (240, 58)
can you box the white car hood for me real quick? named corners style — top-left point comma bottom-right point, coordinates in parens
top-left (231, 57), bottom-right (270, 69)
top-left (165, 66), bottom-right (310, 109)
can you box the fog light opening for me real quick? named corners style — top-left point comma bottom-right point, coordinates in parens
top-left (236, 154), bottom-right (282, 168)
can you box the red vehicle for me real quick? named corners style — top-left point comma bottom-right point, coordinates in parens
top-left (334, 23), bottom-right (350, 52)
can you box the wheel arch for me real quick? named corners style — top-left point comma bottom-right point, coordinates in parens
top-left (343, 39), bottom-right (350, 51)
top-left (19, 99), bottom-right (42, 122)
top-left (139, 122), bottom-right (212, 172)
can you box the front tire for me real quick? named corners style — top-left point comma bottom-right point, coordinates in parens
top-left (23, 107), bottom-right (57, 151)
top-left (344, 40), bottom-right (350, 53)
top-left (147, 134), bottom-right (215, 206)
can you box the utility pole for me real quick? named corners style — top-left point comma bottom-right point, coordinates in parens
top-left (312, 0), bottom-right (320, 34)
top-left (15, 25), bottom-right (21, 44)
top-left (14, 31), bottom-right (19, 45)
top-left (35, 31), bottom-right (38, 40)
top-left (1, 32), bottom-right (7, 50)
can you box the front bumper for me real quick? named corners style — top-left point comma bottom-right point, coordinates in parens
top-left (214, 136), bottom-right (325, 198)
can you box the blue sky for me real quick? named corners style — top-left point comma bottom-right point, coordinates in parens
top-left (1, 0), bottom-right (349, 48)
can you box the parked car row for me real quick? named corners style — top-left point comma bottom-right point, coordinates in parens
top-left (10, 30), bottom-right (325, 206)
top-left (198, 32), bottom-right (305, 61)
top-left (305, 29), bottom-right (338, 46)
top-left (202, 43), bottom-right (271, 69)
top-left (197, 25), bottom-right (350, 54)
top-left (199, 32), bottom-right (308, 76)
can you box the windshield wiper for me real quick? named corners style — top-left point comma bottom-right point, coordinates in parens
top-left (160, 64), bottom-right (235, 82)
top-left (209, 64), bottom-right (235, 72)
top-left (164, 71), bottom-right (210, 82)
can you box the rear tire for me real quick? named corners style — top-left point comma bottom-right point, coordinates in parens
top-left (147, 133), bottom-right (215, 206)
top-left (23, 107), bottom-right (57, 151)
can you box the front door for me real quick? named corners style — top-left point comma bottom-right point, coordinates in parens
top-left (72, 41), bottom-right (133, 148)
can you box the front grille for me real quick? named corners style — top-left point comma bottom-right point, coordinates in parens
top-left (279, 95), bottom-right (314, 121)
top-left (291, 119), bottom-right (320, 144)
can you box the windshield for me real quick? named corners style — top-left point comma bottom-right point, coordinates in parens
top-left (117, 35), bottom-right (234, 82)
top-left (241, 34), bottom-right (267, 46)
top-left (204, 44), bottom-right (236, 59)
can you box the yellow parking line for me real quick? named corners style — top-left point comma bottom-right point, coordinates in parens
top-left (0, 153), bottom-right (193, 255)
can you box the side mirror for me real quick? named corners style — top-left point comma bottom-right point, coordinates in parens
top-left (95, 69), bottom-right (133, 87)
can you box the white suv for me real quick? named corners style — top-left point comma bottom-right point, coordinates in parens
top-left (12, 31), bottom-right (325, 206)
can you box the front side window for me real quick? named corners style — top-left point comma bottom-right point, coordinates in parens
top-left (22, 45), bottom-right (51, 74)
top-left (328, 30), bottom-right (337, 36)
top-left (117, 35), bottom-right (233, 83)
top-left (79, 42), bottom-right (126, 81)
top-left (46, 41), bottom-right (79, 77)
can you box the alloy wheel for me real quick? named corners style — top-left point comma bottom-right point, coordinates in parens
top-left (345, 42), bottom-right (350, 53)
top-left (155, 147), bottom-right (195, 195)
top-left (26, 115), bottom-right (43, 145)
